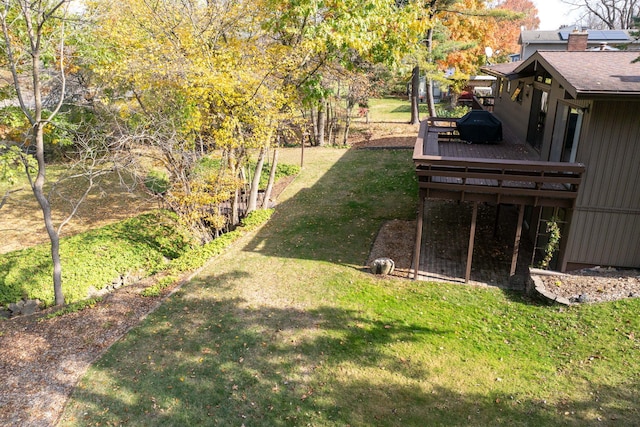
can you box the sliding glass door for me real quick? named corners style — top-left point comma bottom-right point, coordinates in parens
top-left (550, 104), bottom-right (584, 163)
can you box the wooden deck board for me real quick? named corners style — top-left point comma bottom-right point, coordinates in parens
top-left (413, 116), bottom-right (585, 208)
top-left (412, 115), bottom-right (584, 283)
top-left (438, 140), bottom-right (539, 161)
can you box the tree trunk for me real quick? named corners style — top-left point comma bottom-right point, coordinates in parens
top-left (227, 148), bottom-right (241, 226)
top-left (317, 101), bottom-right (326, 146)
top-left (32, 124), bottom-right (65, 306)
top-left (311, 107), bottom-right (318, 146)
top-left (426, 77), bottom-right (437, 118)
top-left (2, 1), bottom-right (69, 305)
top-left (231, 188), bottom-right (240, 226)
top-left (327, 99), bottom-right (336, 145)
top-left (342, 106), bottom-right (353, 145)
top-left (301, 133), bottom-right (305, 168)
top-left (247, 146), bottom-right (266, 213)
top-left (262, 147), bottom-right (278, 209)
top-left (425, 27), bottom-right (437, 118)
top-left (410, 65), bottom-right (420, 125)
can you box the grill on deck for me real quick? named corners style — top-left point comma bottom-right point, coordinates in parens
top-left (457, 110), bottom-right (502, 143)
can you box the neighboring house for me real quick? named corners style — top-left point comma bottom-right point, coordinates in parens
top-left (480, 46), bottom-right (640, 271)
top-left (519, 28), bottom-right (638, 60)
top-left (417, 77), bottom-right (444, 103)
top-left (467, 75), bottom-right (496, 94)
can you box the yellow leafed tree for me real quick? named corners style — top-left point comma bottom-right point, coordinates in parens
top-left (86, 0), bottom-right (296, 240)
top-left (86, 0), bottom-right (429, 240)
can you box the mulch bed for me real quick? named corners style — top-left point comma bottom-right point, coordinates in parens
top-left (0, 274), bottom-right (187, 426)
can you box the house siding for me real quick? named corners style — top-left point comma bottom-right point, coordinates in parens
top-left (493, 77), bottom-right (534, 145)
top-left (564, 100), bottom-right (640, 268)
top-left (521, 43), bottom-right (555, 59)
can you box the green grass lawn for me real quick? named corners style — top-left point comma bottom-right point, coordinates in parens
top-left (366, 97), bottom-right (428, 122)
top-left (60, 147), bottom-right (640, 426)
top-left (366, 97), bottom-right (468, 123)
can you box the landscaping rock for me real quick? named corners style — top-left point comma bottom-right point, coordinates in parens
top-left (21, 300), bottom-right (40, 316)
top-left (370, 258), bottom-right (395, 275)
top-left (531, 275), bottom-right (571, 305)
top-left (537, 267), bottom-right (640, 303)
top-left (7, 299), bottom-right (41, 317)
top-left (8, 301), bottom-right (24, 315)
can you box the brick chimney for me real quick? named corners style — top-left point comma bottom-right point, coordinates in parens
top-left (567, 31), bottom-right (588, 51)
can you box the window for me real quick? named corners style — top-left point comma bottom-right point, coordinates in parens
top-left (561, 108), bottom-right (583, 163)
top-left (535, 71), bottom-right (553, 86)
top-left (550, 104), bottom-right (585, 163)
top-left (511, 81), bottom-right (525, 103)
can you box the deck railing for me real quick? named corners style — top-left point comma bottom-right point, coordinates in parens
top-left (413, 120), bottom-right (585, 208)
top-left (412, 119), bottom-right (586, 281)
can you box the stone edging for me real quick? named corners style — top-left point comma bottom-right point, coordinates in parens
top-left (529, 268), bottom-right (572, 306)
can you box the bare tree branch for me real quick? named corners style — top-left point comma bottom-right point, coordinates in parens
top-left (562, 0), bottom-right (640, 29)
top-left (0, 188), bottom-right (22, 210)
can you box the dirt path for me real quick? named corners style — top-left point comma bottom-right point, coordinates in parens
top-left (0, 275), bottom-right (186, 426)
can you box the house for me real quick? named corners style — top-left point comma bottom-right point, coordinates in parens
top-left (479, 47), bottom-right (640, 272)
top-left (518, 28), bottom-right (638, 60)
top-left (412, 39), bottom-right (639, 283)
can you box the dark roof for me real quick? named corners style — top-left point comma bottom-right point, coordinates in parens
top-left (519, 29), bottom-right (634, 45)
top-left (482, 61), bottom-right (522, 78)
top-left (482, 51), bottom-right (640, 98)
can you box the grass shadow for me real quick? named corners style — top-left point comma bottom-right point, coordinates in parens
top-left (57, 146), bottom-right (640, 426)
top-left (61, 286), bottom-right (640, 426)
top-left (242, 148), bottom-right (419, 267)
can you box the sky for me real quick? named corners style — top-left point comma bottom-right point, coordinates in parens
top-left (532, 0), bottom-right (582, 30)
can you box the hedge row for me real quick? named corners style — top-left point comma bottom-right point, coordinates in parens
top-left (141, 209), bottom-right (274, 297)
top-left (0, 209), bottom-right (273, 307)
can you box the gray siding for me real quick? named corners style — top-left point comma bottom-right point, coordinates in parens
top-left (565, 100), bottom-right (640, 268)
top-left (521, 43), bottom-right (561, 59)
top-left (492, 77), bottom-right (535, 145)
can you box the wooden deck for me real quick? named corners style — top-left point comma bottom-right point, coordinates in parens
top-left (413, 118), bottom-right (585, 208)
top-left (412, 116), bottom-right (586, 283)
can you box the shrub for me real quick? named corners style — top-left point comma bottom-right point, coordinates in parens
top-left (247, 160), bottom-right (300, 190)
top-left (273, 163), bottom-right (300, 178)
top-left (0, 210), bottom-right (193, 307)
top-left (167, 209), bottom-right (274, 274)
top-left (241, 208), bottom-right (274, 228)
top-left (0, 203), bottom-right (274, 307)
top-left (435, 104), bottom-right (471, 118)
top-left (144, 169), bottom-right (170, 195)
top-left (141, 275), bottom-right (178, 298)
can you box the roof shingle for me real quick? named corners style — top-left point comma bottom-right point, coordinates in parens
top-left (538, 51), bottom-right (640, 94)
top-left (483, 51), bottom-right (640, 96)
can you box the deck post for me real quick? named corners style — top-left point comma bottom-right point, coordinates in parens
top-left (412, 190), bottom-right (425, 279)
top-left (510, 204), bottom-right (525, 277)
top-left (465, 201), bottom-right (478, 283)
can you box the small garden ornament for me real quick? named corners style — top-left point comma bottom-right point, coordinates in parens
top-left (370, 258), bottom-right (395, 275)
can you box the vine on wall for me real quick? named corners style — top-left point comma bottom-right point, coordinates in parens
top-left (539, 216), bottom-right (561, 269)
